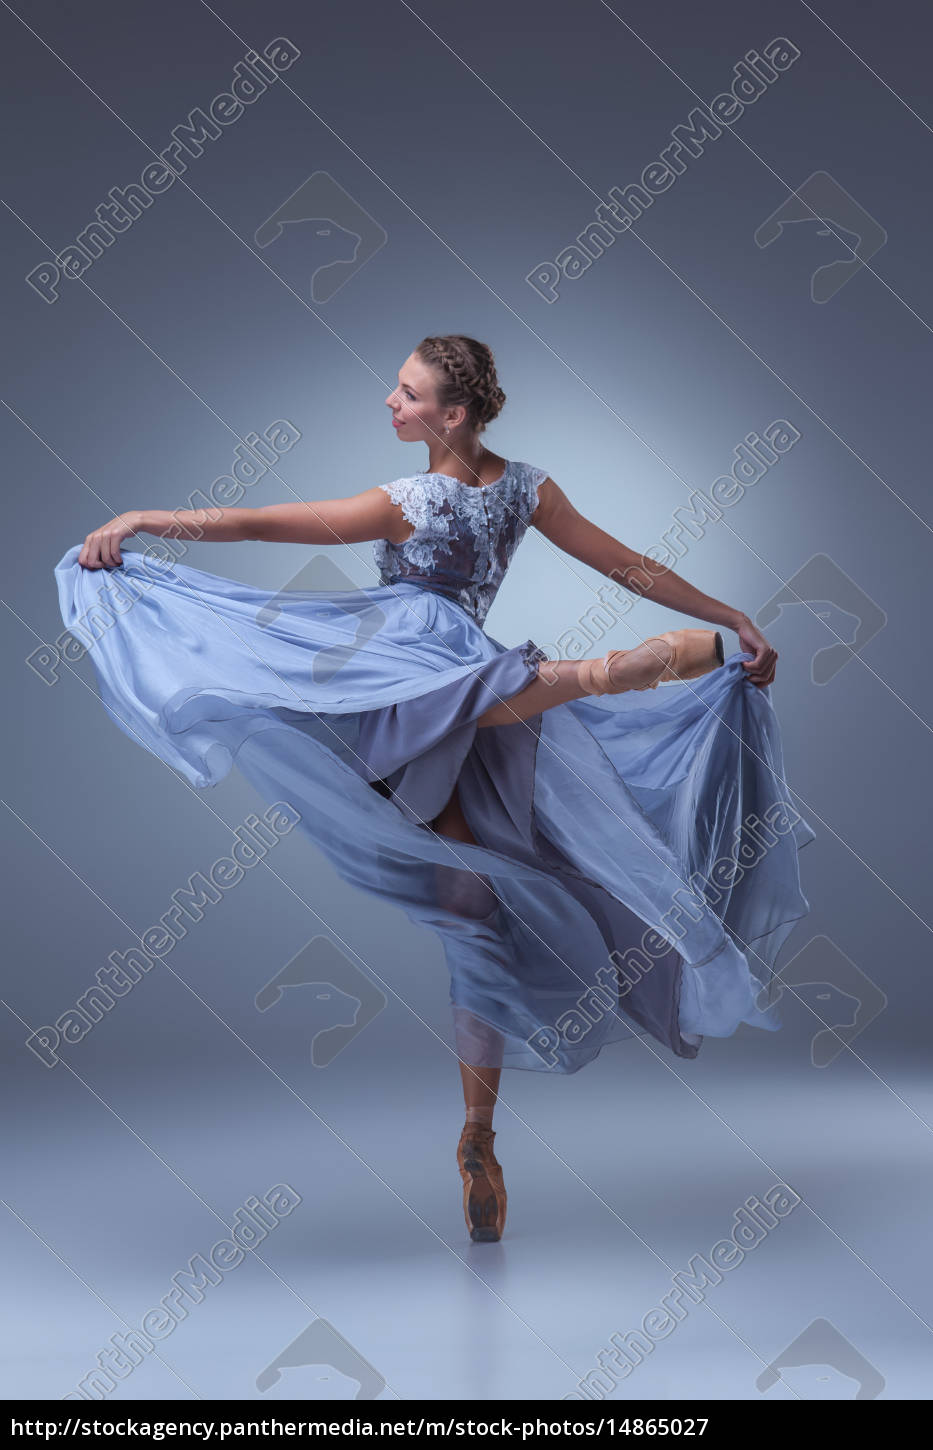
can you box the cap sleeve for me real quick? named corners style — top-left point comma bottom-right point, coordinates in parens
top-left (516, 462), bottom-right (550, 519)
top-left (378, 477), bottom-right (426, 532)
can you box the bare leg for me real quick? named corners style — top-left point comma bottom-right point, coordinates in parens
top-left (477, 641), bottom-right (674, 728)
top-left (434, 787), bottom-right (511, 1242)
top-left (457, 1058), bottom-right (500, 1125)
top-left (432, 783), bottom-right (503, 1126)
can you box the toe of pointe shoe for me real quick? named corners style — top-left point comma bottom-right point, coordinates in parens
top-left (654, 629), bottom-right (724, 683)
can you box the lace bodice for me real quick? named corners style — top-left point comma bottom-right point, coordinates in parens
top-left (373, 460), bottom-right (548, 627)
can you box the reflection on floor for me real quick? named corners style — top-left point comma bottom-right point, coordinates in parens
top-left (3, 1032), bottom-right (929, 1401)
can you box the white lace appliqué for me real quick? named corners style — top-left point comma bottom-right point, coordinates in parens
top-left (373, 461), bottom-right (547, 627)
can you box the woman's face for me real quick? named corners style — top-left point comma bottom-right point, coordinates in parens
top-left (385, 353), bottom-right (459, 443)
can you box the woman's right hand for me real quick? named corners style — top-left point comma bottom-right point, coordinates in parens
top-left (78, 510), bottom-right (144, 570)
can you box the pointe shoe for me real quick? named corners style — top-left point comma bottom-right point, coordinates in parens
top-left (457, 1123), bottom-right (507, 1242)
top-left (577, 629), bottom-right (724, 696)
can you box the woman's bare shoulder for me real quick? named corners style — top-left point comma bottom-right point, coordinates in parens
top-left (523, 470), bottom-right (567, 528)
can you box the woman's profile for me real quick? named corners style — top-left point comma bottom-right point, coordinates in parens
top-left (55, 333), bottom-right (813, 1244)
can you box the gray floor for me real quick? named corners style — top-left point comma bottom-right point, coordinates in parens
top-left (3, 1027), bottom-right (929, 1401)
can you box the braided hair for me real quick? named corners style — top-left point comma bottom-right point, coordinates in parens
top-left (414, 335), bottom-right (506, 434)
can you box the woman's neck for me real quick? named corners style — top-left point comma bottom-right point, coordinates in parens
top-left (426, 438), bottom-right (492, 485)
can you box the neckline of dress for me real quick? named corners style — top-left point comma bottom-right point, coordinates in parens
top-left (419, 459), bottom-right (509, 491)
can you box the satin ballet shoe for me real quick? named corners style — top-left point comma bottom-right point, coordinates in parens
top-left (457, 1122), bottom-right (507, 1242)
top-left (645, 628), bottom-right (725, 686)
top-left (577, 629), bottom-right (724, 696)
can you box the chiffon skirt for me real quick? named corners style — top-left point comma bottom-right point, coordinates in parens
top-left (54, 544), bottom-right (815, 1072)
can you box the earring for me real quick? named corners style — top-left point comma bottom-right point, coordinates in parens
top-left (444, 426), bottom-right (449, 435)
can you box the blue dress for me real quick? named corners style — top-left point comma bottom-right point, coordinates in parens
top-left (53, 459), bottom-right (814, 1072)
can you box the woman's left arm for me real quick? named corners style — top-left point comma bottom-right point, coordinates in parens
top-left (531, 478), bottom-right (777, 688)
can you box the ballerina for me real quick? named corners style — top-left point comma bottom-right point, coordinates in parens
top-left (58, 333), bottom-right (810, 1244)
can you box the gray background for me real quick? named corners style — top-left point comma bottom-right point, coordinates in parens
top-left (2, 0), bottom-right (931, 1403)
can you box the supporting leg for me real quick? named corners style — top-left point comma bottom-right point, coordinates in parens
top-left (457, 1057), bottom-right (501, 1127)
top-left (433, 786), bottom-right (510, 1242)
top-left (431, 783), bottom-right (504, 1119)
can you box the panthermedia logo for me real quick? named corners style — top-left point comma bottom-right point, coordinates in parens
top-left (757, 1318), bottom-right (884, 1398)
top-left (255, 552), bottom-right (387, 684)
top-left (255, 172), bottom-right (387, 302)
top-left (256, 1319), bottom-right (386, 1399)
top-left (755, 170), bottom-right (887, 303)
top-left (755, 934), bottom-right (887, 1068)
top-left (255, 935), bottom-right (387, 1067)
top-left (755, 553), bottom-right (886, 685)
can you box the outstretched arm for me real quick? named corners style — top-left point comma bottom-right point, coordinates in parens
top-left (78, 488), bottom-right (412, 570)
top-left (531, 478), bottom-right (777, 688)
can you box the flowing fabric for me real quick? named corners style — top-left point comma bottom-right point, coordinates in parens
top-left (53, 461), bottom-right (814, 1072)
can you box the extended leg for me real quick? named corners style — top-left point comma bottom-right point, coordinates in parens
top-left (476, 627), bottom-right (725, 728)
top-left (476, 642), bottom-right (674, 728)
top-left (477, 659), bottom-right (590, 728)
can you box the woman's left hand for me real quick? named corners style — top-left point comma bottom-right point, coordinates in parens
top-left (735, 615), bottom-right (778, 688)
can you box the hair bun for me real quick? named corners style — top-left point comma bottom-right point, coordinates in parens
top-left (415, 334), bottom-right (506, 433)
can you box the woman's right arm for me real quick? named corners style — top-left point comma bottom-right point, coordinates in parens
top-left (78, 488), bottom-right (411, 569)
